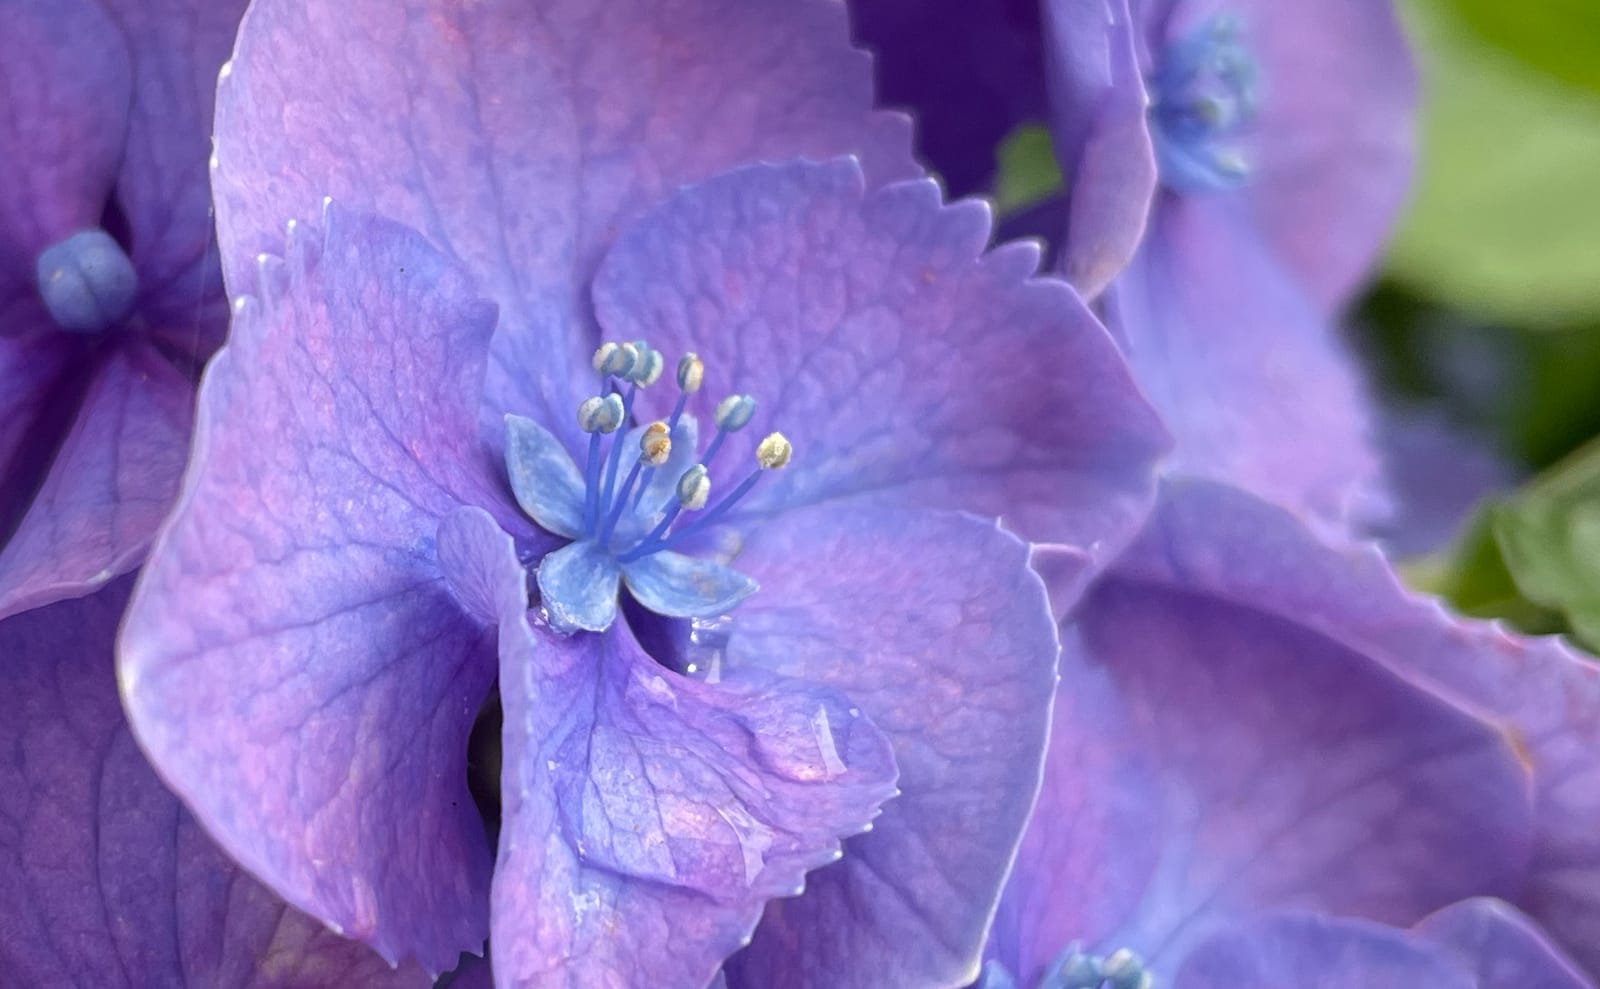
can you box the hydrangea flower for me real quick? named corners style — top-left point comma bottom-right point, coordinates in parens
top-left (982, 479), bottom-right (1600, 986)
top-left (851, 0), bottom-right (1415, 523)
top-left (0, 0), bottom-right (245, 618)
top-left (0, 579), bottom-right (430, 987)
top-left (118, 1), bottom-right (1168, 986)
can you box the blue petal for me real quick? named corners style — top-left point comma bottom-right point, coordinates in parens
top-left (622, 550), bottom-right (756, 619)
top-left (506, 413), bottom-right (587, 539)
top-left (537, 540), bottom-right (622, 632)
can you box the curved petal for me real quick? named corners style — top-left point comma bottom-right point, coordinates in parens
top-left (622, 550), bottom-right (756, 620)
top-left (1173, 913), bottom-right (1471, 989)
top-left (1416, 899), bottom-right (1597, 989)
top-left (718, 504), bottom-right (1059, 989)
top-left (1371, 412), bottom-right (1514, 557)
top-left (1167, 0), bottom-right (1418, 310)
top-left (849, 0), bottom-right (1048, 197)
top-left (0, 343), bottom-right (193, 618)
top-left (993, 486), bottom-right (1535, 986)
top-left (1105, 194), bottom-right (1382, 523)
top-left (492, 610), bottom-right (898, 988)
top-left (0, 579), bottom-right (429, 988)
top-left (119, 207), bottom-right (522, 971)
top-left (597, 158), bottom-right (1167, 578)
top-left (1044, 0), bottom-right (1158, 299)
top-left (211, 0), bottom-right (917, 441)
top-left (0, 0), bottom-right (129, 284)
top-left (1114, 477), bottom-right (1600, 975)
top-left (505, 414), bottom-right (587, 539)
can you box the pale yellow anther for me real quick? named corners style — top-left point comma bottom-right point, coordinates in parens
top-left (756, 432), bottom-right (792, 470)
top-left (639, 421), bottom-right (672, 466)
top-left (677, 353), bottom-right (704, 394)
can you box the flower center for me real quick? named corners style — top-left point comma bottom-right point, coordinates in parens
top-left (1148, 13), bottom-right (1259, 195)
top-left (1006, 944), bottom-right (1150, 989)
top-left (503, 340), bottom-right (791, 634)
top-left (34, 228), bottom-right (138, 333)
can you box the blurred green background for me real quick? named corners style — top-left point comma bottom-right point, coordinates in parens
top-left (1359, 0), bottom-right (1600, 650)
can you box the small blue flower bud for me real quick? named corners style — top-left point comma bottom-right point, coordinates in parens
top-left (35, 229), bottom-right (138, 333)
top-left (714, 394), bottom-right (757, 432)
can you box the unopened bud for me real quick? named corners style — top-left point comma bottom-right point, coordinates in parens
top-left (756, 432), bottom-right (792, 470)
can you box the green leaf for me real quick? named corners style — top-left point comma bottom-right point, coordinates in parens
top-left (1493, 438), bottom-right (1600, 649)
top-left (1386, 0), bottom-right (1600, 326)
top-left (1444, 0), bottom-right (1600, 98)
top-left (993, 125), bottom-right (1063, 215)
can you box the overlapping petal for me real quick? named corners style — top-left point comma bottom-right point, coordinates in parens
top-left (0, 344), bottom-right (193, 619)
top-left (991, 484), bottom-right (1535, 986)
top-left (1115, 477), bottom-right (1600, 975)
top-left (1191, 0), bottom-right (1417, 309)
top-left (0, 578), bottom-right (428, 988)
top-left (717, 505), bottom-right (1058, 989)
top-left (1043, 0), bottom-right (1155, 299)
top-left (1416, 899), bottom-right (1597, 988)
top-left (1104, 196), bottom-right (1382, 522)
top-left (1173, 914), bottom-right (1471, 989)
top-left (486, 509), bottom-right (898, 987)
top-left (210, 0), bottom-right (918, 441)
top-left (595, 158), bottom-right (1166, 572)
top-left (119, 207), bottom-right (529, 971)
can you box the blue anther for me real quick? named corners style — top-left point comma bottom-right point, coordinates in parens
top-left (1149, 12), bottom-right (1261, 194)
top-left (35, 229), bottom-right (138, 333)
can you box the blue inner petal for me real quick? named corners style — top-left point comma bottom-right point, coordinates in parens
top-left (621, 550), bottom-right (757, 620)
top-left (537, 540), bottom-right (623, 633)
top-left (505, 414), bottom-right (588, 538)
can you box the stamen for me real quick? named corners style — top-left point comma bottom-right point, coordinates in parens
top-left (634, 352), bottom-right (705, 508)
top-left (633, 432), bottom-right (790, 558)
top-left (1040, 944), bottom-right (1152, 989)
top-left (596, 423), bottom-right (670, 545)
top-left (703, 393), bottom-right (756, 468)
top-left (578, 394), bottom-right (625, 531)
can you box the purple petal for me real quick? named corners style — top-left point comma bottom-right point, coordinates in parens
top-left (595, 158), bottom-right (1167, 573)
top-left (0, 0), bottom-right (130, 289)
top-left (1193, 0), bottom-right (1418, 309)
top-left (0, 343), bottom-right (193, 618)
top-left (0, 579), bottom-right (429, 988)
top-left (98, 0), bottom-right (250, 304)
top-left (1173, 913), bottom-right (1471, 989)
top-left (1105, 194), bottom-right (1381, 523)
top-left (1044, 0), bottom-right (1157, 299)
top-left (211, 0), bottom-right (917, 439)
top-left (1416, 899), bottom-right (1597, 989)
top-left (850, 0), bottom-right (1048, 196)
top-left (0, 332), bottom-right (83, 532)
top-left (993, 483), bottom-right (1535, 985)
top-left (717, 505), bottom-right (1058, 989)
top-left (492, 610), bottom-right (897, 987)
top-left (1116, 477), bottom-right (1600, 975)
top-left (119, 207), bottom-right (527, 971)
